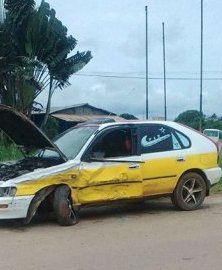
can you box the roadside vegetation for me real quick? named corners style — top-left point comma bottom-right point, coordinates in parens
top-left (0, 115), bottom-right (58, 162)
top-left (211, 179), bottom-right (222, 193)
top-left (175, 110), bottom-right (222, 131)
top-left (0, 143), bottom-right (22, 161)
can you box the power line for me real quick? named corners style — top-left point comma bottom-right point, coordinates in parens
top-left (74, 73), bottom-right (222, 81)
top-left (81, 70), bottom-right (222, 74)
top-left (145, 5), bottom-right (149, 120)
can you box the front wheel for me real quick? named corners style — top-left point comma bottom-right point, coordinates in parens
top-left (53, 185), bottom-right (79, 226)
top-left (172, 172), bottom-right (207, 211)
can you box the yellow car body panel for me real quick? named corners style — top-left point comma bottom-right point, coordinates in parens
top-left (15, 152), bottom-right (218, 205)
top-left (77, 162), bottom-right (142, 203)
top-left (141, 152), bottom-right (218, 196)
top-left (16, 162), bottom-right (143, 204)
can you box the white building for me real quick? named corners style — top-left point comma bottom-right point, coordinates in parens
top-left (0, 0), bottom-right (5, 23)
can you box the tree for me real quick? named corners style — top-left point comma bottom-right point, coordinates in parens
top-left (0, 0), bottom-right (92, 125)
top-left (174, 110), bottom-right (202, 130)
top-left (204, 116), bottom-right (222, 130)
top-left (119, 113), bottom-right (138, 120)
top-left (0, 0), bottom-right (41, 115)
top-left (175, 110), bottom-right (222, 131)
top-left (209, 113), bottom-right (217, 120)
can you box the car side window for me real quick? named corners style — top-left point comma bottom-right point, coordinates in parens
top-left (171, 133), bottom-right (182, 150)
top-left (140, 125), bottom-right (174, 154)
top-left (174, 131), bottom-right (191, 148)
top-left (90, 128), bottom-right (133, 158)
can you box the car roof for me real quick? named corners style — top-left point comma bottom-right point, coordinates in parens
top-left (77, 120), bottom-right (184, 132)
top-left (97, 120), bottom-right (179, 129)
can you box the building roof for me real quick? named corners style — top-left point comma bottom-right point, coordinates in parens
top-left (32, 103), bottom-right (116, 116)
top-left (51, 114), bottom-right (123, 122)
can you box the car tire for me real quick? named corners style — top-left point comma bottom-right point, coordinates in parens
top-left (53, 185), bottom-right (79, 226)
top-left (172, 172), bottom-right (206, 211)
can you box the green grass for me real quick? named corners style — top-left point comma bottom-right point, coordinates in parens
top-left (211, 179), bottom-right (222, 193)
top-left (0, 144), bottom-right (23, 162)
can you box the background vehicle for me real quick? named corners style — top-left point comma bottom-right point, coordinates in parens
top-left (203, 129), bottom-right (222, 151)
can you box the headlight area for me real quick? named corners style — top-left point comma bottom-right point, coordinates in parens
top-left (0, 187), bottom-right (17, 198)
top-left (0, 187), bottom-right (34, 218)
top-left (0, 187), bottom-right (17, 209)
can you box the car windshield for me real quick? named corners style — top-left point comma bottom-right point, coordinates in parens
top-left (203, 130), bottom-right (219, 138)
top-left (41, 125), bottom-right (98, 160)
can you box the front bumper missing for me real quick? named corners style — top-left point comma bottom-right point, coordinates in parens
top-left (0, 195), bottom-right (34, 219)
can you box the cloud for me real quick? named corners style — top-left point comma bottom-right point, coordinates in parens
top-left (35, 0), bottom-right (222, 120)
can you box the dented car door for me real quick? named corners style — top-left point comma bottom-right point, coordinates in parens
top-left (76, 126), bottom-right (143, 204)
top-left (77, 158), bottom-right (143, 204)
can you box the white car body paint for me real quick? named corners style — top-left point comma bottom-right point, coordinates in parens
top-left (0, 195), bottom-right (34, 219)
top-left (203, 167), bottom-right (222, 185)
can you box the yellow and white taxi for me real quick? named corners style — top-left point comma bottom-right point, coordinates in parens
top-left (0, 105), bottom-right (221, 226)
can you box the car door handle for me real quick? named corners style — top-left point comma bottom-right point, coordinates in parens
top-left (128, 163), bottom-right (140, 169)
top-left (176, 157), bottom-right (185, 162)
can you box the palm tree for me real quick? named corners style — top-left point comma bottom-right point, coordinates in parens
top-left (26, 1), bottom-right (92, 128)
top-left (0, 0), bottom-right (92, 124)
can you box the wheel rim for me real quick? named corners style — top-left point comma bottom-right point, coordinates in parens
top-left (182, 177), bottom-right (204, 206)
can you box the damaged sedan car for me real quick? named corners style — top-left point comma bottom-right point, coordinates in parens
top-left (0, 105), bottom-right (221, 226)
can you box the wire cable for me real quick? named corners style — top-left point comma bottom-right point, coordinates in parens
top-left (75, 73), bottom-right (222, 81)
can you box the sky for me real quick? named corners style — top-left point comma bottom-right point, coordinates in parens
top-left (35, 0), bottom-right (222, 120)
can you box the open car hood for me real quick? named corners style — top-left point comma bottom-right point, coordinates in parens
top-left (0, 105), bottom-right (67, 161)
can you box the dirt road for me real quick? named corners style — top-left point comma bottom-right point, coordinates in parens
top-left (1, 194), bottom-right (222, 270)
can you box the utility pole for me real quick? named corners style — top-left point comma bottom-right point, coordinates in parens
top-left (0, 0), bottom-right (5, 23)
top-left (145, 6), bottom-right (149, 120)
top-left (199, 0), bottom-right (203, 131)
top-left (162, 22), bottom-right (167, 121)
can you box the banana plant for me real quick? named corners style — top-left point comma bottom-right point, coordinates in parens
top-left (0, 0), bottom-right (92, 125)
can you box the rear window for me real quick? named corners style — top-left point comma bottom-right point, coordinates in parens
top-left (139, 124), bottom-right (191, 154)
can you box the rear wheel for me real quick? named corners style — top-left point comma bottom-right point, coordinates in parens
top-left (53, 185), bottom-right (79, 226)
top-left (172, 172), bottom-right (206, 210)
